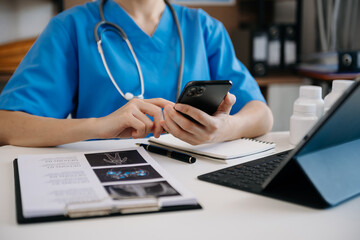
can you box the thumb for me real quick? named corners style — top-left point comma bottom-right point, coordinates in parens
top-left (216, 93), bottom-right (236, 114)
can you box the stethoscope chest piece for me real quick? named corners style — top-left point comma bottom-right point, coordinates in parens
top-left (124, 93), bottom-right (134, 101)
top-left (124, 92), bottom-right (143, 101)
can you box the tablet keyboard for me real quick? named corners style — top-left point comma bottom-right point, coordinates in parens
top-left (198, 150), bottom-right (291, 192)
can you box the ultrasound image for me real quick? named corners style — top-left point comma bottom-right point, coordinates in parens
top-left (85, 150), bottom-right (146, 167)
top-left (105, 181), bottom-right (179, 199)
top-left (93, 165), bottom-right (162, 183)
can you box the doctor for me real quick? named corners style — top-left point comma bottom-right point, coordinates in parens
top-left (0, 0), bottom-right (273, 147)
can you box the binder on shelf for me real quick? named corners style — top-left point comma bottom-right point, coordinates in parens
top-left (267, 25), bottom-right (282, 68)
top-left (250, 30), bottom-right (268, 76)
top-left (282, 24), bottom-right (297, 68)
top-left (13, 147), bottom-right (201, 224)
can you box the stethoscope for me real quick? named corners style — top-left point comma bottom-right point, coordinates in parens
top-left (94, 0), bottom-right (184, 101)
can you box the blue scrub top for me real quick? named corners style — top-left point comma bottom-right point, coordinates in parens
top-left (0, 0), bottom-right (265, 119)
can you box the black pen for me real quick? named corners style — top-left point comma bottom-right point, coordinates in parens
top-left (136, 143), bottom-right (196, 164)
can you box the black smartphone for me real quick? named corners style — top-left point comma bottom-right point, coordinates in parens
top-left (177, 80), bottom-right (232, 119)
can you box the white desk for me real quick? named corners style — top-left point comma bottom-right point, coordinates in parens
top-left (0, 132), bottom-right (359, 240)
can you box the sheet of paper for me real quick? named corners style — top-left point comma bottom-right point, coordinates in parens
top-left (17, 147), bottom-right (197, 218)
top-left (18, 153), bottom-right (108, 218)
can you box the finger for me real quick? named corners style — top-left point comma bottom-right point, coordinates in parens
top-left (163, 106), bottom-right (194, 139)
top-left (216, 93), bottom-right (236, 114)
top-left (160, 120), bottom-right (170, 134)
top-left (144, 98), bottom-right (175, 108)
top-left (172, 104), bottom-right (221, 143)
top-left (163, 106), bottom-right (203, 145)
top-left (174, 103), bottom-right (214, 127)
top-left (123, 114), bottom-right (147, 139)
top-left (164, 105), bottom-right (205, 137)
top-left (131, 100), bottom-right (164, 137)
top-left (132, 109), bottom-right (155, 136)
top-left (159, 120), bottom-right (169, 134)
top-left (141, 99), bottom-right (174, 137)
top-left (162, 105), bottom-right (184, 133)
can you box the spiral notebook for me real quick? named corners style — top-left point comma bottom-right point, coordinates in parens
top-left (149, 134), bottom-right (275, 160)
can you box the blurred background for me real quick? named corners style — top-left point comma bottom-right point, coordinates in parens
top-left (0, 0), bottom-right (359, 131)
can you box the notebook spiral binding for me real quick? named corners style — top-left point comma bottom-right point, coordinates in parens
top-left (241, 138), bottom-right (275, 145)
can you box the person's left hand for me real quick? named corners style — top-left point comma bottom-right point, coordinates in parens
top-left (161, 93), bottom-right (236, 145)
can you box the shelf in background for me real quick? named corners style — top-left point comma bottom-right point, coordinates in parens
top-left (298, 69), bottom-right (360, 81)
top-left (255, 72), bottom-right (304, 87)
top-left (254, 71), bottom-right (304, 101)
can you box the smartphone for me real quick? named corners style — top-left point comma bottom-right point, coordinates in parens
top-left (177, 80), bottom-right (232, 119)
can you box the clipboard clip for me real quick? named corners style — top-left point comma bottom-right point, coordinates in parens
top-left (65, 197), bottom-right (160, 218)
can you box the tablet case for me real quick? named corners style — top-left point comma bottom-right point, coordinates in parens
top-left (197, 79), bottom-right (360, 209)
top-left (13, 159), bottom-right (202, 224)
top-left (259, 140), bottom-right (360, 208)
top-left (260, 80), bottom-right (360, 208)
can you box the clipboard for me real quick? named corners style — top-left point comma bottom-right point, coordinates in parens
top-left (14, 159), bottom-right (201, 224)
top-left (13, 155), bottom-right (201, 224)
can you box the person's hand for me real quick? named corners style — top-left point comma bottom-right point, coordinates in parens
top-left (95, 98), bottom-right (174, 139)
top-left (161, 93), bottom-right (236, 145)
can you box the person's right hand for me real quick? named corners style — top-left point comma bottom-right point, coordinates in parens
top-left (94, 98), bottom-right (174, 139)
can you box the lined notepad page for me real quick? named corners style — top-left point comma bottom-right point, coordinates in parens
top-left (149, 134), bottom-right (275, 160)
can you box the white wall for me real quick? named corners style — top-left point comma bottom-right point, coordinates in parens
top-left (0, 0), bottom-right (55, 44)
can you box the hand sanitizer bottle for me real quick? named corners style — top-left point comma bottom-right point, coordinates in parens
top-left (293, 85), bottom-right (324, 119)
top-left (289, 102), bottom-right (318, 145)
top-left (324, 80), bottom-right (354, 113)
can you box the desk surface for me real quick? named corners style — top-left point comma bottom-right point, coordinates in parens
top-left (1, 132), bottom-right (359, 240)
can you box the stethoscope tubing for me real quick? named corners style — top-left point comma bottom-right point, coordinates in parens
top-left (94, 0), bottom-right (184, 101)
